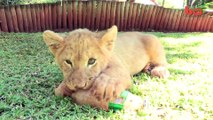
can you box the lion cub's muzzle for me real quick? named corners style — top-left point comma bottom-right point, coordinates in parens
top-left (64, 70), bottom-right (94, 91)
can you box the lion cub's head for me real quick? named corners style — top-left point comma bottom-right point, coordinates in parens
top-left (43, 26), bottom-right (117, 91)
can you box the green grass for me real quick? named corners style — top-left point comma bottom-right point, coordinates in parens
top-left (0, 32), bottom-right (213, 120)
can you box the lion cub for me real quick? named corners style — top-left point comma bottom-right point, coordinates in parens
top-left (43, 25), bottom-right (169, 110)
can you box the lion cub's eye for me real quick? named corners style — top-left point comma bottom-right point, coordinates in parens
top-left (88, 58), bottom-right (96, 66)
top-left (65, 60), bottom-right (73, 67)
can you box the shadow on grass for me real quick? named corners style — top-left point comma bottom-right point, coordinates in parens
top-left (150, 32), bottom-right (206, 39)
top-left (169, 68), bottom-right (194, 75)
top-left (164, 41), bottom-right (202, 64)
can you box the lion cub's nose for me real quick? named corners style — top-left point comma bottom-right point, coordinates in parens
top-left (68, 77), bottom-right (87, 89)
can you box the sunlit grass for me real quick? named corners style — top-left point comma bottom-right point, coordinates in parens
top-left (0, 32), bottom-right (213, 119)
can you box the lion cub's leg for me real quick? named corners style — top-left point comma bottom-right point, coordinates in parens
top-left (142, 35), bottom-right (170, 78)
top-left (54, 82), bottom-right (109, 110)
top-left (90, 69), bottom-right (131, 102)
top-left (71, 90), bottom-right (109, 110)
top-left (151, 65), bottom-right (170, 78)
top-left (90, 57), bottom-right (132, 102)
top-left (149, 46), bottom-right (169, 78)
top-left (72, 89), bottom-right (145, 111)
top-left (143, 63), bottom-right (169, 78)
top-left (148, 52), bottom-right (170, 78)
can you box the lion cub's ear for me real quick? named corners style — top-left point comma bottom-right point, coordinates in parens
top-left (99, 25), bottom-right (117, 51)
top-left (43, 30), bottom-right (64, 54)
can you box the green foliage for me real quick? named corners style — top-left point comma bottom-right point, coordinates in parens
top-left (205, 1), bottom-right (213, 10)
top-left (0, 32), bottom-right (213, 119)
top-left (188, 0), bottom-right (213, 10)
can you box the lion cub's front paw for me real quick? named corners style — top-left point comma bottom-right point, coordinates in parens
top-left (55, 82), bottom-right (73, 97)
top-left (90, 74), bottom-right (124, 102)
top-left (151, 66), bottom-right (170, 78)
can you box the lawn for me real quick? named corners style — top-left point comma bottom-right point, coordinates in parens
top-left (0, 32), bottom-right (213, 120)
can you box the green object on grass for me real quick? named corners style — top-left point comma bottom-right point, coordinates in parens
top-left (108, 90), bottom-right (129, 111)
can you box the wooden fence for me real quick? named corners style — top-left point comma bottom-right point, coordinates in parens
top-left (0, 0), bottom-right (213, 32)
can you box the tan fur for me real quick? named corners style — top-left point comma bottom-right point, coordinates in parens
top-left (43, 25), bottom-right (169, 110)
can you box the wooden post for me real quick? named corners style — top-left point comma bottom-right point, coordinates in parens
top-left (0, 6), bottom-right (9, 32)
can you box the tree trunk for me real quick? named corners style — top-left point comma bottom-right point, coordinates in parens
top-left (162, 0), bottom-right (165, 7)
